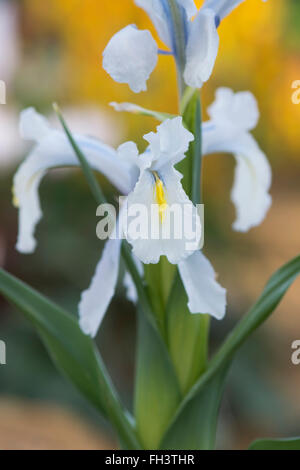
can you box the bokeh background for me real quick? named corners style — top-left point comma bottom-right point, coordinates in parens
top-left (0, 0), bottom-right (300, 450)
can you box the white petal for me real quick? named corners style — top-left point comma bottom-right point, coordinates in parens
top-left (230, 134), bottom-right (272, 232)
top-left (125, 166), bottom-right (201, 264)
top-left (14, 109), bottom-right (134, 254)
top-left (202, 0), bottom-right (244, 19)
top-left (20, 107), bottom-right (51, 141)
top-left (103, 25), bottom-right (158, 93)
top-left (207, 87), bottom-right (259, 132)
top-left (177, 0), bottom-right (198, 19)
top-left (123, 256), bottom-right (144, 304)
top-left (79, 232), bottom-right (122, 338)
top-left (184, 8), bottom-right (219, 88)
top-left (117, 141), bottom-right (140, 167)
top-left (135, 0), bottom-right (172, 46)
top-left (178, 251), bottom-right (227, 319)
top-left (202, 126), bottom-right (272, 232)
top-left (143, 116), bottom-right (194, 170)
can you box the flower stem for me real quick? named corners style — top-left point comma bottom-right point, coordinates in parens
top-left (167, 0), bottom-right (187, 101)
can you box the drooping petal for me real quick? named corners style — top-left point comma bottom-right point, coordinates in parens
top-left (202, 0), bottom-right (245, 20)
top-left (178, 251), bottom-right (227, 319)
top-left (143, 117), bottom-right (194, 170)
top-left (230, 134), bottom-right (272, 232)
top-left (14, 108), bottom-right (135, 253)
top-left (207, 87), bottom-right (259, 132)
top-left (202, 126), bottom-right (272, 232)
top-left (184, 8), bottom-right (219, 88)
top-left (125, 166), bottom-right (201, 264)
top-left (79, 222), bottom-right (123, 337)
top-left (123, 256), bottom-right (144, 304)
top-left (103, 25), bottom-right (158, 93)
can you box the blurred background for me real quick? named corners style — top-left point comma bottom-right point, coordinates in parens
top-left (0, 0), bottom-right (300, 450)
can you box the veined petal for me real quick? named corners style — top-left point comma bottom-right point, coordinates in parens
top-left (202, 127), bottom-right (272, 232)
top-left (79, 218), bottom-right (123, 337)
top-left (123, 256), bottom-right (144, 304)
top-left (125, 166), bottom-right (201, 264)
top-left (202, 0), bottom-right (245, 20)
top-left (184, 8), bottom-right (219, 88)
top-left (135, 0), bottom-right (172, 46)
top-left (143, 117), bottom-right (194, 170)
top-left (14, 108), bottom-right (134, 254)
top-left (103, 25), bottom-right (158, 93)
top-left (177, 0), bottom-right (198, 19)
top-left (178, 251), bottom-right (227, 319)
top-left (207, 87), bottom-right (259, 132)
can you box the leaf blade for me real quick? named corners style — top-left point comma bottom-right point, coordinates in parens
top-left (249, 437), bottom-right (300, 450)
top-left (0, 267), bottom-right (141, 449)
top-left (161, 255), bottom-right (300, 449)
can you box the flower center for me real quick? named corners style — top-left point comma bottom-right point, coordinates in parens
top-left (153, 172), bottom-right (167, 222)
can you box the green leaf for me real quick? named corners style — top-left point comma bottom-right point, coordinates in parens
top-left (144, 257), bottom-right (176, 336)
top-left (0, 268), bottom-right (141, 450)
top-left (249, 437), bottom-right (300, 450)
top-left (178, 90), bottom-right (202, 201)
top-left (161, 365), bottom-right (229, 450)
top-left (134, 310), bottom-right (181, 450)
top-left (160, 255), bottom-right (300, 449)
top-left (166, 271), bottom-right (210, 394)
top-left (110, 102), bottom-right (175, 122)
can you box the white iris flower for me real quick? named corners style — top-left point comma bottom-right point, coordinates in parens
top-left (13, 87), bottom-right (271, 337)
top-left (102, 0), bottom-right (252, 92)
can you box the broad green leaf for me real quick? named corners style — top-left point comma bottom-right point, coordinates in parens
top-left (144, 257), bottom-right (176, 335)
top-left (134, 310), bottom-right (181, 450)
top-left (249, 437), bottom-right (300, 450)
top-left (161, 365), bottom-right (229, 450)
top-left (0, 268), bottom-right (141, 450)
top-left (161, 255), bottom-right (300, 449)
top-left (167, 271), bottom-right (209, 394)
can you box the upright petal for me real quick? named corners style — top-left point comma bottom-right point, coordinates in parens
top-left (202, 0), bottom-right (245, 20)
top-left (79, 224), bottom-right (122, 337)
top-left (103, 25), bottom-right (158, 93)
top-left (207, 87), bottom-right (259, 132)
top-left (177, 0), bottom-right (197, 19)
top-left (14, 108), bottom-right (134, 253)
top-left (135, 0), bottom-right (172, 46)
top-left (178, 251), bottom-right (227, 319)
top-left (143, 117), bottom-right (194, 170)
top-left (125, 166), bottom-right (201, 264)
top-left (184, 8), bottom-right (219, 88)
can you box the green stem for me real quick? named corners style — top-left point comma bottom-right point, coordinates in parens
top-left (167, 0), bottom-right (187, 101)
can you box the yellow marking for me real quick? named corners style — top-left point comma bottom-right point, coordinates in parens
top-left (153, 172), bottom-right (167, 222)
top-left (12, 186), bottom-right (19, 207)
